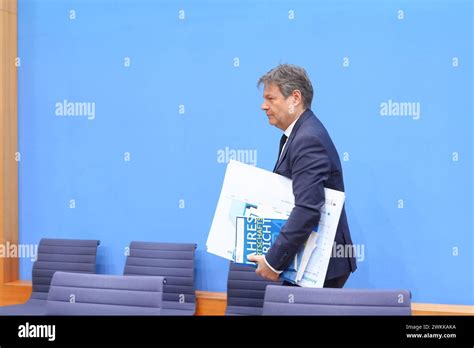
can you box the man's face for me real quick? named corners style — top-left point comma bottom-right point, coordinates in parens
top-left (260, 83), bottom-right (296, 131)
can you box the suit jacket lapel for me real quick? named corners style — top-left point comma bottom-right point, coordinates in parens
top-left (273, 109), bottom-right (313, 172)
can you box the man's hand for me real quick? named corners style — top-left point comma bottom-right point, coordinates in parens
top-left (247, 254), bottom-right (280, 281)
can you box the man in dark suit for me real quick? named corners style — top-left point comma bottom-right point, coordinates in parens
top-left (247, 64), bottom-right (357, 288)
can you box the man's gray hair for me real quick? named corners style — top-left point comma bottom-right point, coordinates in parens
top-left (257, 64), bottom-right (314, 109)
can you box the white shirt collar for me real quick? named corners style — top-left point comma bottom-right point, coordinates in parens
top-left (283, 115), bottom-right (301, 138)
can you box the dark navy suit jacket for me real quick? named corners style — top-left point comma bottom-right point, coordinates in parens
top-left (265, 109), bottom-right (357, 280)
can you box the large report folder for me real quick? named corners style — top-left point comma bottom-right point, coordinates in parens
top-left (206, 160), bottom-right (345, 287)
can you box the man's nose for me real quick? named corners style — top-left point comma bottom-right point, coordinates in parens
top-left (261, 102), bottom-right (268, 110)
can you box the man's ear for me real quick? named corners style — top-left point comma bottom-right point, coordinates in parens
top-left (292, 89), bottom-right (303, 106)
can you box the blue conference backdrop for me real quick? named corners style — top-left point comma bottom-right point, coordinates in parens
top-left (17, 0), bottom-right (472, 305)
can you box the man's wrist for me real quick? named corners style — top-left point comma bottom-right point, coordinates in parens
top-left (263, 255), bottom-right (283, 274)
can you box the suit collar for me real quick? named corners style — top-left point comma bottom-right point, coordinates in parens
top-left (273, 109), bottom-right (313, 172)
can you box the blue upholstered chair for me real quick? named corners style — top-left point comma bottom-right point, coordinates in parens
top-left (46, 271), bottom-right (166, 315)
top-left (262, 285), bottom-right (412, 315)
top-left (0, 238), bottom-right (100, 315)
top-left (123, 241), bottom-right (197, 315)
top-left (225, 262), bottom-right (283, 315)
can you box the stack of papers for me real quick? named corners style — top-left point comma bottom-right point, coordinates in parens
top-left (206, 160), bottom-right (345, 287)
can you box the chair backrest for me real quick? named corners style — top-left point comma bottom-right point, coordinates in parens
top-left (46, 271), bottom-right (166, 315)
top-left (225, 262), bottom-right (283, 315)
top-left (262, 285), bottom-right (412, 315)
top-left (123, 241), bottom-right (196, 315)
top-left (31, 238), bottom-right (100, 299)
